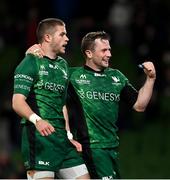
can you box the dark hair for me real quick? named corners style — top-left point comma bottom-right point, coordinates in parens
top-left (36, 18), bottom-right (65, 43)
top-left (81, 31), bottom-right (110, 56)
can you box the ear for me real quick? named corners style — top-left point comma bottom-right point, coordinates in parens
top-left (85, 50), bottom-right (93, 59)
top-left (44, 34), bottom-right (51, 42)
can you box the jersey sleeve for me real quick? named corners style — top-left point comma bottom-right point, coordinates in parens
top-left (120, 84), bottom-right (138, 108)
top-left (117, 70), bottom-right (138, 108)
top-left (13, 55), bottom-right (38, 97)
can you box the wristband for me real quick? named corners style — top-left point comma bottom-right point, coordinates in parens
top-left (29, 113), bottom-right (41, 125)
top-left (67, 131), bottom-right (73, 140)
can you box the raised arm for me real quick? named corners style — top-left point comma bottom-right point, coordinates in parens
top-left (133, 61), bottom-right (156, 112)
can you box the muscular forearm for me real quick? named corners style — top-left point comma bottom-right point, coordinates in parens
top-left (133, 77), bottom-right (155, 112)
top-left (12, 94), bottom-right (34, 120)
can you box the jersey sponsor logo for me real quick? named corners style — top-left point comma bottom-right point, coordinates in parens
top-left (80, 74), bottom-right (86, 79)
top-left (102, 171), bottom-right (116, 179)
top-left (39, 65), bottom-right (49, 76)
top-left (40, 65), bottom-right (45, 70)
top-left (37, 80), bottom-right (65, 93)
top-left (38, 160), bottom-right (50, 166)
top-left (94, 73), bottom-right (106, 77)
top-left (45, 82), bottom-right (65, 93)
top-left (14, 84), bottom-right (31, 91)
top-left (40, 64), bottom-right (68, 79)
top-left (49, 63), bottom-right (68, 79)
top-left (39, 70), bottom-right (49, 76)
top-left (37, 80), bottom-right (44, 89)
top-left (49, 64), bottom-right (58, 69)
top-left (78, 89), bottom-right (120, 102)
top-left (102, 176), bottom-right (113, 180)
top-left (111, 76), bottom-right (121, 86)
top-left (76, 79), bottom-right (90, 85)
top-left (14, 74), bottom-right (33, 81)
top-left (76, 74), bottom-right (90, 84)
top-left (111, 76), bottom-right (120, 83)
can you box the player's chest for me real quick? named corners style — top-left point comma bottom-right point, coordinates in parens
top-left (38, 62), bottom-right (68, 83)
top-left (72, 73), bottom-right (123, 93)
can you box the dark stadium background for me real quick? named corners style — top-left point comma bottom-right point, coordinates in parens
top-left (0, 0), bottom-right (170, 178)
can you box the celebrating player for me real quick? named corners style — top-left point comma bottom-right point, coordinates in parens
top-left (12, 18), bottom-right (90, 179)
top-left (25, 31), bottom-right (156, 179)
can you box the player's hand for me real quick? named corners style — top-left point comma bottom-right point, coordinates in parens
top-left (35, 119), bottom-right (55, 136)
top-left (69, 139), bottom-right (82, 152)
top-left (142, 61), bottom-right (156, 80)
top-left (25, 44), bottom-right (44, 58)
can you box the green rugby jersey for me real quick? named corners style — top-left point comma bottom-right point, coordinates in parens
top-left (13, 54), bottom-right (69, 127)
top-left (68, 66), bottom-right (137, 148)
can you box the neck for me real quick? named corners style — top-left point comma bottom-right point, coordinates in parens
top-left (41, 43), bottom-right (57, 59)
top-left (85, 61), bottom-right (104, 72)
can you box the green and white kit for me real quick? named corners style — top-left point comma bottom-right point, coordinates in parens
top-left (68, 66), bottom-right (138, 178)
top-left (13, 54), bottom-right (85, 172)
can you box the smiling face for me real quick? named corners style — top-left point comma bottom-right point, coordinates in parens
top-left (85, 38), bottom-right (112, 71)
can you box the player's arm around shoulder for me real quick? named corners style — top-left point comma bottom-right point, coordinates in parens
top-left (25, 44), bottom-right (44, 57)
